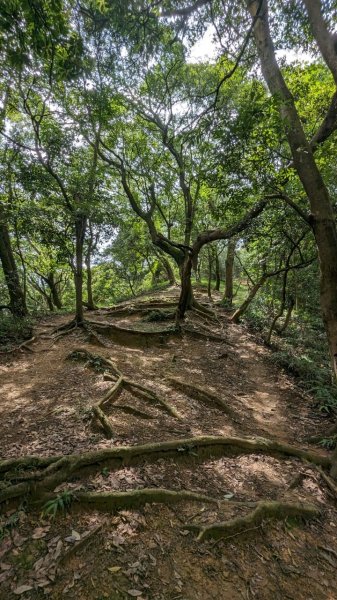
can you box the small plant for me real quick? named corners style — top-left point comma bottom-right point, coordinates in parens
top-left (142, 309), bottom-right (175, 322)
top-left (177, 444), bottom-right (198, 457)
top-left (310, 385), bottom-right (337, 415)
top-left (101, 467), bottom-right (110, 478)
top-left (0, 511), bottom-right (20, 541)
top-left (0, 315), bottom-right (33, 349)
top-left (319, 436), bottom-right (337, 450)
top-left (88, 356), bottom-right (105, 372)
top-left (41, 490), bottom-right (74, 518)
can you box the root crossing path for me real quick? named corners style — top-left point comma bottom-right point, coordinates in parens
top-left (0, 287), bottom-right (336, 600)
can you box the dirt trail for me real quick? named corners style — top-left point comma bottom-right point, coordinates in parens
top-left (0, 288), bottom-right (336, 600)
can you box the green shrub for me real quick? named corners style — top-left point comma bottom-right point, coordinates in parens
top-left (0, 315), bottom-right (33, 349)
top-left (142, 309), bottom-right (175, 322)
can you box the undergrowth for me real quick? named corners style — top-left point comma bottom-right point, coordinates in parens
top-left (0, 315), bottom-right (33, 349)
top-left (243, 302), bottom-right (337, 417)
top-left (142, 309), bottom-right (175, 322)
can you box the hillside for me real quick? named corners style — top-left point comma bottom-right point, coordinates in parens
top-left (0, 288), bottom-right (336, 600)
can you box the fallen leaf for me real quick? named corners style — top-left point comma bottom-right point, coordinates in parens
top-left (37, 580), bottom-right (50, 588)
top-left (32, 527), bottom-right (50, 540)
top-left (13, 584), bottom-right (33, 595)
top-left (53, 540), bottom-right (63, 560)
top-left (0, 563), bottom-right (11, 571)
top-left (127, 590), bottom-right (143, 597)
top-left (107, 566), bottom-right (122, 573)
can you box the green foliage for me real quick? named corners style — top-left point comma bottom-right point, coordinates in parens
top-left (0, 510), bottom-right (21, 541)
top-left (142, 309), bottom-right (175, 322)
top-left (41, 491), bottom-right (74, 518)
top-left (319, 436), bottom-right (337, 450)
top-left (0, 314), bottom-right (32, 348)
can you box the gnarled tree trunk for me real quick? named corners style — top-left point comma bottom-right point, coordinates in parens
top-left (74, 213), bottom-right (87, 324)
top-left (47, 272), bottom-right (62, 309)
top-left (0, 206), bottom-right (27, 317)
top-left (231, 273), bottom-right (267, 323)
top-left (176, 252), bottom-right (194, 321)
top-left (214, 250), bottom-right (221, 291)
top-left (249, 0), bottom-right (337, 379)
top-left (224, 238), bottom-right (236, 306)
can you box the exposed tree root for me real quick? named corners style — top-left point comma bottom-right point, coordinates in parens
top-left (85, 319), bottom-right (179, 348)
top-left (122, 379), bottom-right (180, 419)
top-left (0, 336), bottom-right (37, 355)
top-left (191, 300), bottom-right (216, 318)
top-left (100, 375), bottom-right (124, 406)
top-left (0, 455), bottom-right (61, 475)
top-left (58, 524), bottom-right (103, 565)
top-left (69, 488), bottom-right (218, 512)
top-left (0, 435), bottom-right (330, 506)
top-left (330, 446), bottom-right (337, 480)
top-left (91, 405), bottom-right (115, 439)
top-left (67, 349), bottom-right (181, 432)
top-left (130, 300), bottom-right (178, 310)
top-left (67, 348), bottom-right (119, 375)
top-left (184, 500), bottom-right (320, 541)
top-left (112, 405), bottom-right (154, 419)
top-left (182, 325), bottom-right (229, 344)
top-left (106, 301), bottom-right (178, 318)
top-left (84, 323), bottom-right (109, 347)
top-left (316, 465), bottom-right (337, 497)
top-left (167, 377), bottom-right (239, 421)
top-left (50, 319), bottom-right (78, 336)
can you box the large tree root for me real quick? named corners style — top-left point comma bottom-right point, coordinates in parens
top-left (191, 300), bottom-right (217, 318)
top-left (182, 325), bottom-right (229, 344)
top-left (0, 336), bottom-right (37, 355)
top-left (91, 405), bottom-right (115, 439)
top-left (67, 349), bottom-right (181, 431)
top-left (112, 405), bottom-right (154, 419)
top-left (85, 319), bottom-right (179, 348)
top-left (50, 319), bottom-right (78, 336)
top-left (184, 500), bottom-right (320, 541)
top-left (331, 451), bottom-right (337, 480)
top-left (49, 488), bottom-right (219, 513)
top-left (167, 377), bottom-right (239, 421)
top-left (105, 301), bottom-right (178, 318)
top-left (0, 435), bottom-right (330, 506)
top-left (316, 465), bottom-right (337, 497)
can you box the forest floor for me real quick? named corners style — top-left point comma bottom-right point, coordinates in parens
top-left (0, 286), bottom-right (337, 600)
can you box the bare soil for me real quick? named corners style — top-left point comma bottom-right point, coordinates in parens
top-left (0, 287), bottom-right (336, 600)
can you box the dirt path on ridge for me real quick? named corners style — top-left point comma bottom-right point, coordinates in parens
top-left (0, 288), bottom-right (336, 600)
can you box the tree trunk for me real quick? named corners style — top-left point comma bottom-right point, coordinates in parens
top-left (266, 266), bottom-right (289, 344)
top-left (214, 251), bottom-right (221, 291)
top-left (46, 293), bottom-right (54, 312)
top-left (85, 251), bottom-right (96, 310)
top-left (249, 0), bottom-right (337, 378)
top-left (161, 256), bottom-right (176, 285)
top-left (224, 238), bottom-right (236, 306)
top-left (0, 207), bottom-right (27, 317)
top-left (207, 249), bottom-right (212, 299)
top-left (48, 272), bottom-right (62, 309)
top-left (277, 297), bottom-right (295, 334)
top-left (176, 253), bottom-right (194, 321)
top-left (74, 214), bottom-right (87, 324)
top-left (231, 274), bottom-right (267, 323)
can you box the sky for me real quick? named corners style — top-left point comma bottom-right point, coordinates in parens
top-left (187, 26), bottom-right (314, 65)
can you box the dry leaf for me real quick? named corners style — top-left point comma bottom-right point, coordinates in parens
top-left (13, 584), bottom-right (34, 595)
top-left (127, 590), bottom-right (143, 597)
top-left (107, 566), bottom-right (122, 573)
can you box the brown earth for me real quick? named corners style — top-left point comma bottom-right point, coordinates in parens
top-left (0, 287), bottom-right (336, 600)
